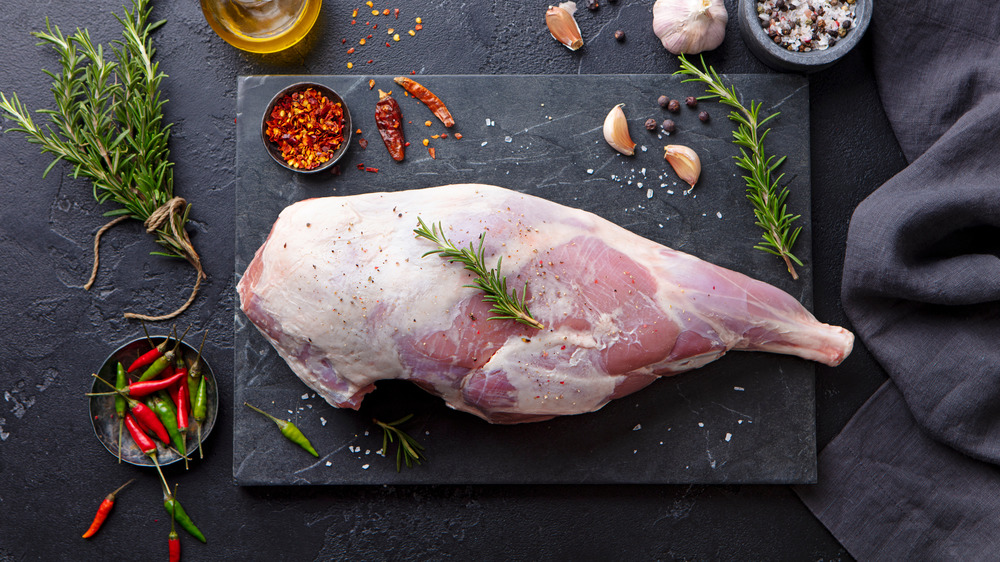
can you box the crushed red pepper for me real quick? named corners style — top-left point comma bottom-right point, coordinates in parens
top-left (265, 88), bottom-right (345, 170)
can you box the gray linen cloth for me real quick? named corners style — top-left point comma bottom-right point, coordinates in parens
top-left (794, 0), bottom-right (1000, 559)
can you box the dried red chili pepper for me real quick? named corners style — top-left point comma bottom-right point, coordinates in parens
top-left (392, 77), bottom-right (455, 127)
top-left (428, 146), bottom-right (436, 159)
top-left (264, 88), bottom-right (345, 170)
top-left (81, 479), bottom-right (134, 538)
top-left (375, 89), bottom-right (405, 161)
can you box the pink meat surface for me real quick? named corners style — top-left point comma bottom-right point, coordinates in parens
top-left (238, 184), bottom-right (853, 423)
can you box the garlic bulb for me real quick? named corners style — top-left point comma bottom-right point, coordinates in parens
top-left (663, 144), bottom-right (701, 190)
top-left (652, 0), bottom-right (728, 55)
top-left (603, 104), bottom-right (636, 156)
top-left (546, 2), bottom-right (584, 51)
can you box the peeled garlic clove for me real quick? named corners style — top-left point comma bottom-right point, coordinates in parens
top-left (664, 144), bottom-right (701, 189)
top-left (546, 2), bottom-right (584, 51)
top-left (652, 0), bottom-right (728, 55)
top-left (603, 104), bottom-right (636, 156)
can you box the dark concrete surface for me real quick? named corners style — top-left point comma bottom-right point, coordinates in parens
top-left (0, 1), bottom-right (901, 559)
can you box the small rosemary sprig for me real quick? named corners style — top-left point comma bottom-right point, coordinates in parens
top-left (0, 0), bottom-right (204, 320)
top-left (675, 54), bottom-right (803, 280)
top-left (374, 415), bottom-right (426, 472)
top-left (414, 217), bottom-right (544, 330)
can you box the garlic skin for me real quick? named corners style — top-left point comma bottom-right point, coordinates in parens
top-left (652, 0), bottom-right (728, 55)
top-left (663, 144), bottom-right (701, 189)
top-left (546, 2), bottom-right (584, 51)
top-left (603, 104), bottom-right (636, 156)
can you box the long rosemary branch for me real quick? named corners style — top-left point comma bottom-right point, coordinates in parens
top-left (414, 217), bottom-right (544, 330)
top-left (0, 0), bottom-right (204, 320)
top-left (674, 54), bottom-right (803, 280)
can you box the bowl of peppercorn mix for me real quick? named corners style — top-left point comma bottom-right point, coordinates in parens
top-left (738, 0), bottom-right (871, 73)
top-left (262, 82), bottom-right (352, 173)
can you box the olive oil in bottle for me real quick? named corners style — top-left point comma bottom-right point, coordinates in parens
top-left (201, 0), bottom-right (322, 53)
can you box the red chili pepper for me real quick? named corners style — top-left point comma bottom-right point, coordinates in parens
top-left (125, 369), bottom-right (187, 398)
top-left (375, 89), bottom-right (405, 161)
top-left (171, 366), bottom-right (190, 434)
top-left (124, 413), bottom-right (171, 493)
top-left (131, 398), bottom-right (171, 445)
top-left (128, 324), bottom-right (174, 372)
top-left (81, 478), bottom-right (134, 538)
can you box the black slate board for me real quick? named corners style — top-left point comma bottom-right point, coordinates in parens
top-left (233, 74), bottom-right (813, 485)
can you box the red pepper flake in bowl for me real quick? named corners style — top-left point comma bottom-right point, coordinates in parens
top-left (264, 87), bottom-right (346, 171)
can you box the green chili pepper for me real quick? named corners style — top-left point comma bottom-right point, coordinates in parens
top-left (193, 375), bottom-right (208, 459)
top-left (147, 393), bottom-right (187, 462)
top-left (186, 330), bottom-right (208, 403)
top-left (163, 488), bottom-right (206, 543)
top-left (115, 362), bottom-right (127, 464)
top-left (244, 402), bottom-right (319, 457)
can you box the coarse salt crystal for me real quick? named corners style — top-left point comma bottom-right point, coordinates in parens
top-left (320, 417), bottom-right (327, 426)
top-left (481, 141), bottom-right (488, 147)
top-left (326, 461), bottom-right (332, 466)
top-left (734, 386), bottom-right (745, 391)
top-left (362, 464), bottom-right (370, 469)
top-left (716, 211), bottom-right (723, 219)
top-left (698, 422), bottom-right (705, 427)
top-left (646, 189), bottom-right (653, 199)
top-left (301, 393), bottom-right (309, 399)
top-left (725, 433), bottom-right (732, 442)
top-left (633, 424), bottom-right (642, 431)
top-left (504, 136), bottom-right (512, 143)
top-left (587, 169), bottom-right (594, 174)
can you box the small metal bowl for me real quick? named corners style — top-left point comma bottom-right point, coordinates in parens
top-left (738, 0), bottom-right (872, 73)
top-left (261, 82), bottom-right (352, 174)
top-left (89, 337), bottom-right (219, 467)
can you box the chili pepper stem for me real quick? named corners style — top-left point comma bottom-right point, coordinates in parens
top-left (150, 452), bottom-right (170, 494)
top-left (196, 424), bottom-right (204, 459)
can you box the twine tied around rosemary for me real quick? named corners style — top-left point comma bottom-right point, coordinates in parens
top-left (85, 197), bottom-right (206, 322)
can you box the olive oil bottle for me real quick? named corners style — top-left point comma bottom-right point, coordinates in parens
top-left (201, 0), bottom-right (322, 53)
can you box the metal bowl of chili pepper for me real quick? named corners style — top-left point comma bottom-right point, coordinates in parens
top-left (89, 337), bottom-right (219, 467)
top-left (261, 82), bottom-right (352, 173)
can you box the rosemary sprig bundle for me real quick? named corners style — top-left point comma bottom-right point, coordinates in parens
top-left (0, 0), bottom-right (204, 320)
top-left (675, 54), bottom-right (803, 280)
top-left (414, 217), bottom-right (544, 330)
top-left (375, 415), bottom-right (426, 471)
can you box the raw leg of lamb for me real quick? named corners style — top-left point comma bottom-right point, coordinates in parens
top-left (238, 184), bottom-right (853, 424)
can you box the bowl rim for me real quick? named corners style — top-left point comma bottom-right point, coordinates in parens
top-left (738, 0), bottom-right (872, 71)
top-left (260, 81), bottom-right (353, 174)
top-left (88, 336), bottom-right (219, 467)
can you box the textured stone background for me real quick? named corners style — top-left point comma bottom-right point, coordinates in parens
top-left (0, 1), bottom-right (901, 559)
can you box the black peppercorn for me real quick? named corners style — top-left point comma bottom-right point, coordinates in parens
top-left (698, 110), bottom-right (710, 122)
top-left (667, 99), bottom-right (680, 113)
top-left (842, 19), bottom-right (852, 29)
top-left (657, 95), bottom-right (669, 108)
top-left (661, 119), bottom-right (676, 133)
top-left (587, 0), bottom-right (599, 10)
top-left (645, 118), bottom-right (657, 131)
top-left (614, 29), bottom-right (626, 42)
top-left (685, 96), bottom-right (697, 109)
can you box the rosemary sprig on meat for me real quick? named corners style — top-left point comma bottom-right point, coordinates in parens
top-left (0, 0), bottom-right (204, 320)
top-left (414, 217), bottom-right (544, 330)
top-left (675, 54), bottom-right (803, 280)
top-left (374, 415), bottom-right (426, 472)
